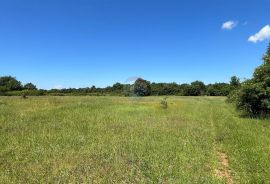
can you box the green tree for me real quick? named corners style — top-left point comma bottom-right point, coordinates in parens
top-left (24, 83), bottom-right (37, 90)
top-left (230, 76), bottom-right (241, 88)
top-left (206, 83), bottom-right (231, 96)
top-left (231, 42), bottom-right (270, 115)
top-left (185, 81), bottom-right (206, 96)
top-left (134, 78), bottom-right (151, 96)
top-left (112, 83), bottom-right (124, 91)
top-left (0, 76), bottom-right (22, 91)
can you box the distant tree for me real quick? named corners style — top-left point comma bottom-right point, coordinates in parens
top-left (24, 83), bottom-right (37, 90)
top-left (184, 81), bottom-right (206, 96)
top-left (163, 83), bottom-right (180, 95)
top-left (180, 84), bottom-right (190, 96)
top-left (150, 82), bottom-right (181, 96)
top-left (90, 85), bottom-right (96, 93)
top-left (134, 78), bottom-right (151, 96)
top-left (192, 81), bottom-right (206, 95)
top-left (230, 76), bottom-right (241, 88)
top-left (206, 83), bottom-right (231, 96)
top-left (150, 82), bottom-right (162, 95)
top-left (230, 42), bottom-right (270, 115)
top-left (183, 85), bottom-right (194, 96)
top-left (0, 76), bottom-right (22, 91)
top-left (112, 83), bottom-right (124, 93)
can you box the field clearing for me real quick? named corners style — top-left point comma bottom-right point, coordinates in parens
top-left (0, 96), bottom-right (270, 183)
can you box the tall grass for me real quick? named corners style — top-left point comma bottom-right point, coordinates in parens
top-left (0, 96), bottom-right (269, 183)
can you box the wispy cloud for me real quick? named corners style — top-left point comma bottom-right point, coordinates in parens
top-left (222, 21), bottom-right (238, 30)
top-left (248, 25), bottom-right (270, 43)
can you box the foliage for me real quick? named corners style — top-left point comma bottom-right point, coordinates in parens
top-left (183, 81), bottom-right (206, 96)
top-left (151, 83), bottom-right (181, 96)
top-left (0, 76), bottom-right (238, 97)
top-left (24, 83), bottom-right (37, 90)
top-left (230, 76), bottom-right (241, 89)
top-left (0, 76), bottom-right (23, 91)
top-left (230, 42), bottom-right (270, 115)
top-left (133, 78), bottom-right (151, 96)
top-left (207, 83), bottom-right (231, 96)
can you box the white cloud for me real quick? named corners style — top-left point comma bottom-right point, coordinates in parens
top-left (222, 21), bottom-right (238, 30)
top-left (248, 25), bottom-right (270, 43)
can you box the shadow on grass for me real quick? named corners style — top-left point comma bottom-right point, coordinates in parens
top-left (226, 100), bottom-right (270, 120)
top-left (238, 112), bottom-right (270, 120)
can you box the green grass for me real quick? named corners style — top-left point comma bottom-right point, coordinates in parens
top-left (0, 96), bottom-right (270, 183)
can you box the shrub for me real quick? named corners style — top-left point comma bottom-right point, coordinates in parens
top-left (234, 81), bottom-right (270, 115)
top-left (160, 97), bottom-right (168, 109)
top-left (230, 42), bottom-right (270, 116)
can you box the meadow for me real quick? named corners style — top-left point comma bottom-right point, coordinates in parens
top-left (0, 96), bottom-right (270, 183)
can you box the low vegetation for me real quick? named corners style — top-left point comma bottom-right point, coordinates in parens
top-left (0, 96), bottom-right (270, 183)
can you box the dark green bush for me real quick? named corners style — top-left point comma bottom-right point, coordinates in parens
top-left (230, 42), bottom-right (270, 116)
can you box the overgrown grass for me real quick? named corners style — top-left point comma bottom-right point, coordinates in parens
top-left (0, 96), bottom-right (269, 183)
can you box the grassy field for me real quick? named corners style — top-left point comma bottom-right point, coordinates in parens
top-left (0, 96), bottom-right (270, 183)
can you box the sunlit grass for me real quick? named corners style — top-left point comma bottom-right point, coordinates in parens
top-left (0, 96), bottom-right (269, 183)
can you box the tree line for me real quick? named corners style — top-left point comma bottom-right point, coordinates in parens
top-left (0, 75), bottom-right (241, 97)
top-left (1, 42), bottom-right (270, 116)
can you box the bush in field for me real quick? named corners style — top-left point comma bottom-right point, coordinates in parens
top-left (134, 78), bottom-right (151, 96)
top-left (160, 97), bottom-right (168, 109)
top-left (230, 42), bottom-right (270, 115)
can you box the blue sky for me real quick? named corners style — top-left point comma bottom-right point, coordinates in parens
top-left (0, 0), bottom-right (270, 89)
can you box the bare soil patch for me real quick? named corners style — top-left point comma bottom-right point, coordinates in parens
top-left (215, 151), bottom-right (234, 184)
